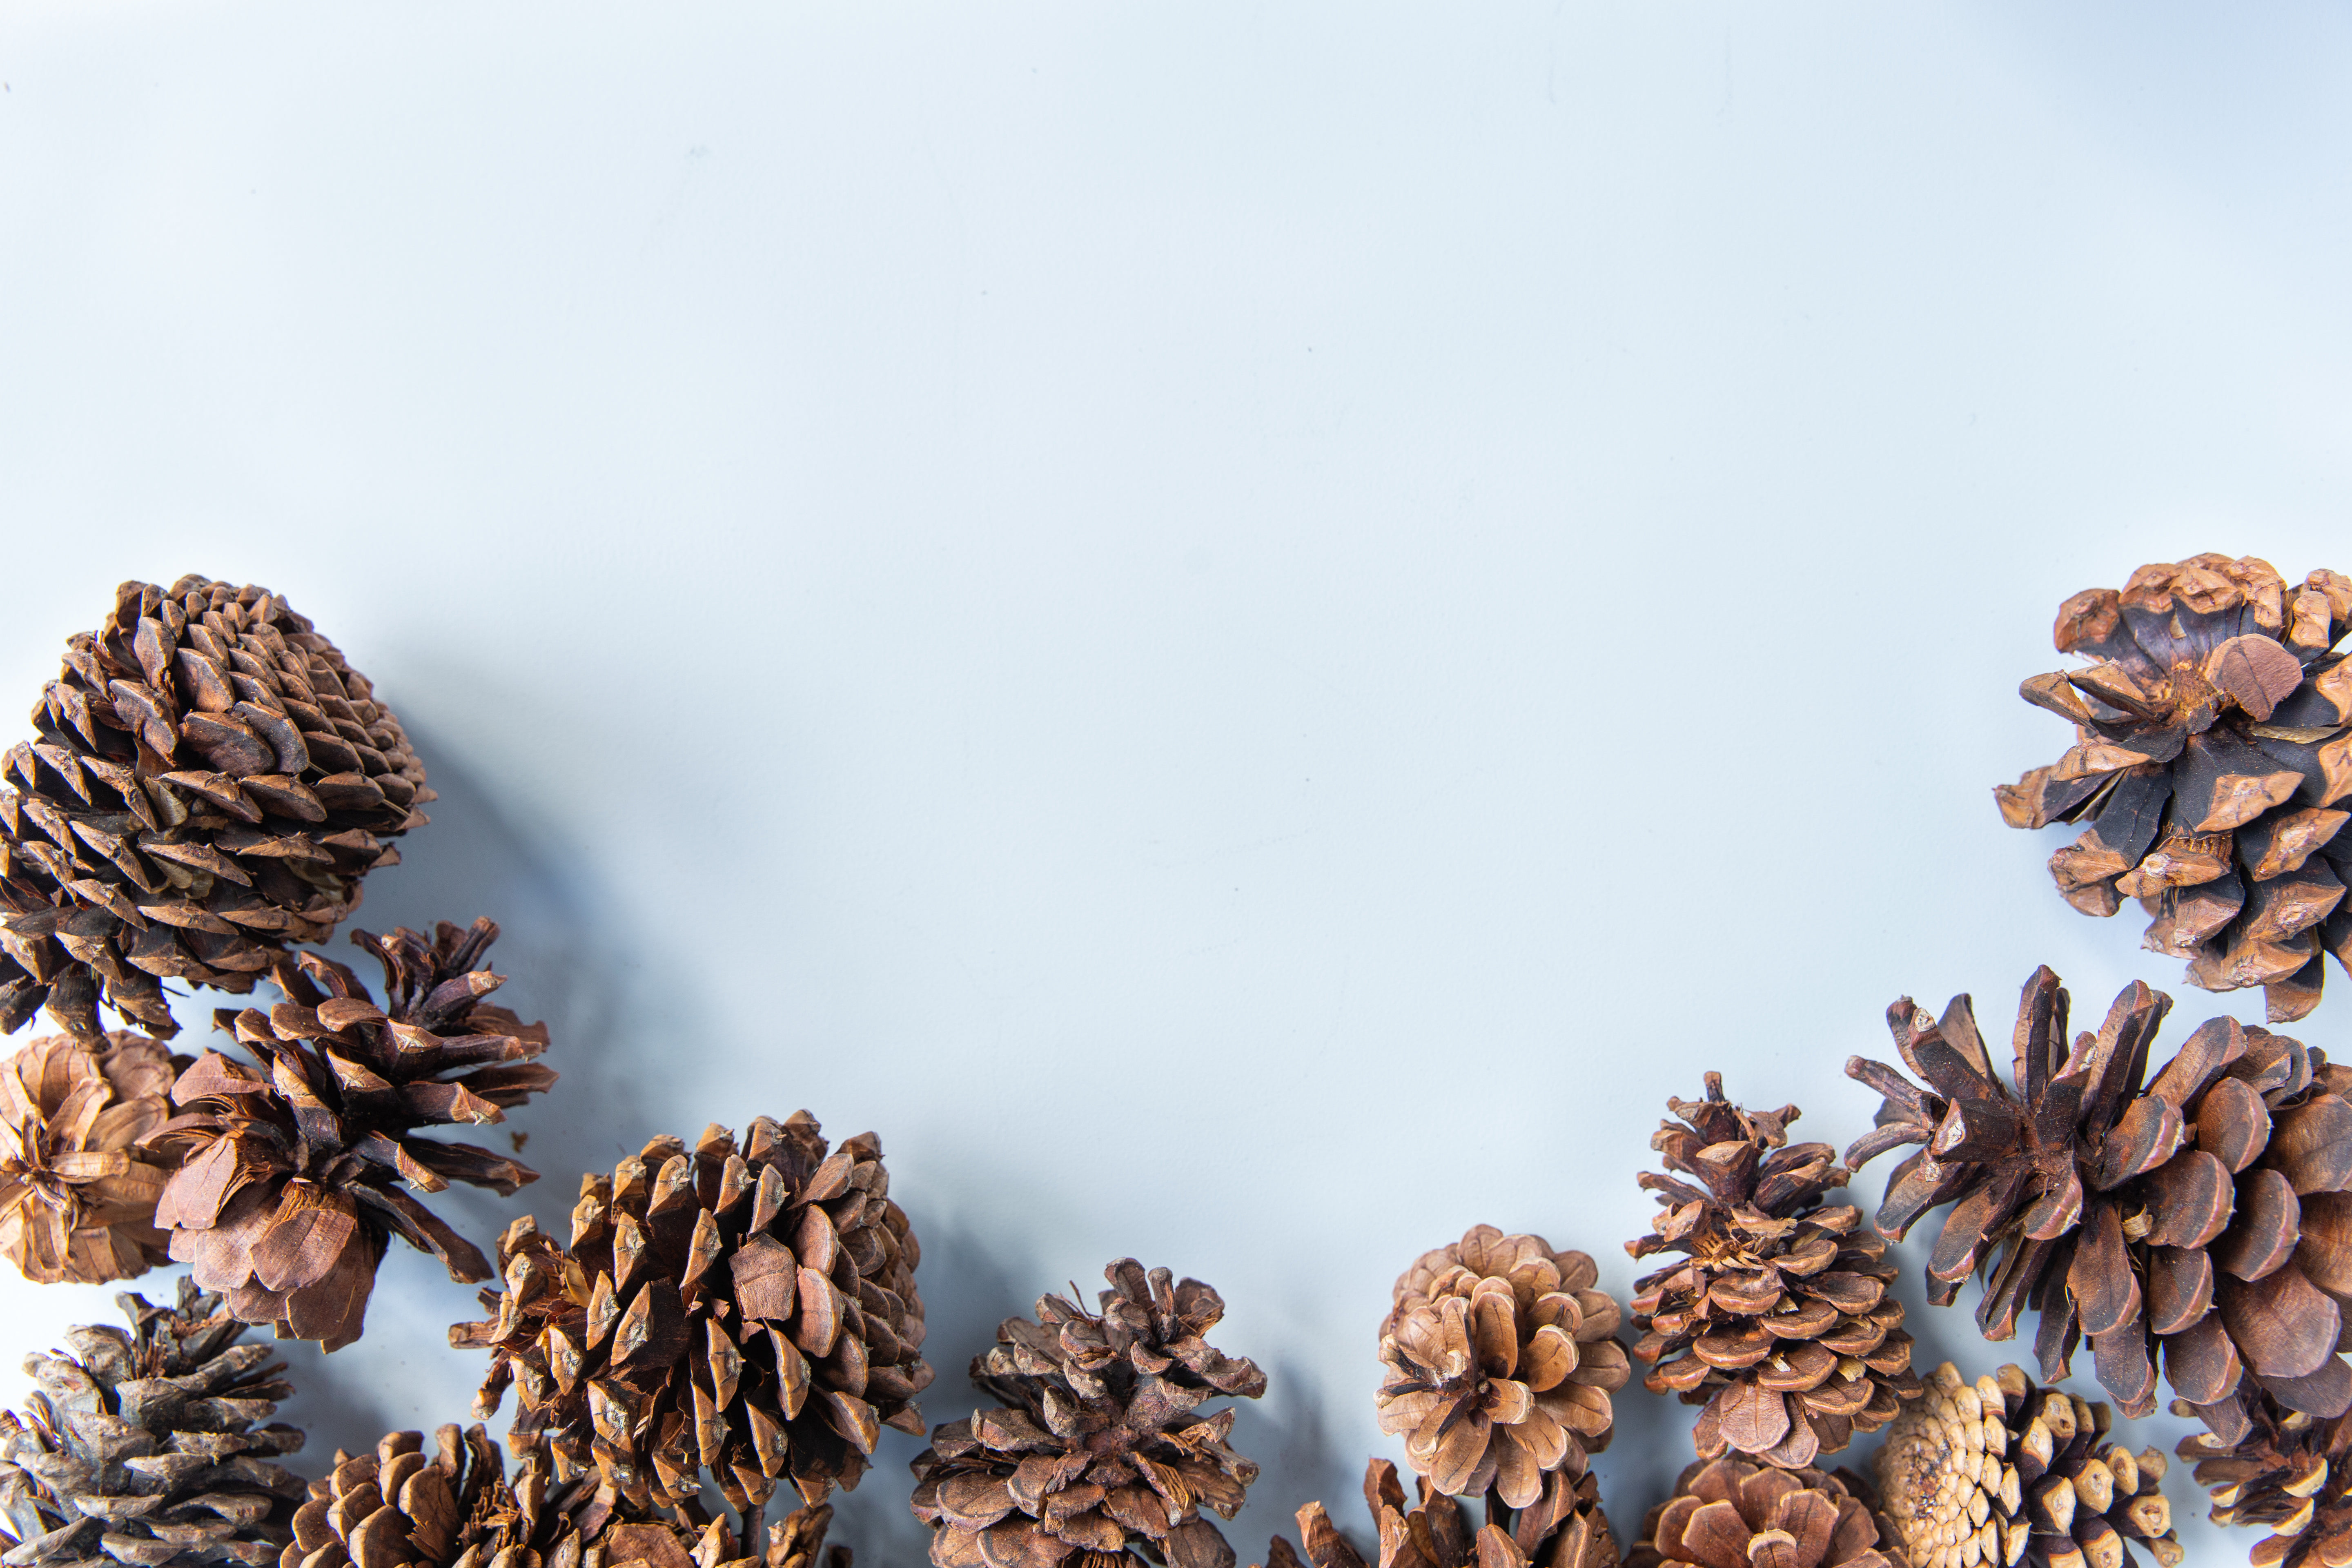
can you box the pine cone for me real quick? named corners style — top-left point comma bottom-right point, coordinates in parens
top-left (1375, 1226), bottom-right (1628, 1510)
top-left (0, 577), bottom-right (431, 1040)
top-left (1625, 1459), bottom-right (1892, 1568)
top-left (2177, 1399), bottom-right (2352, 1567)
top-left (147, 918), bottom-right (553, 1351)
top-left (909, 1258), bottom-right (1265, 1568)
top-left (1873, 1362), bottom-right (2182, 1568)
top-left (454, 1117), bottom-right (931, 1532)
top-left (1260, 1457), bottom-right (1616, 1568)
top-left (1628, 1074), bottom-right (1920, 1470)
top-left (1993, 554), bottom-right (2352, 1023)
top-left (0, 1278), bottom-right (305, 1568)
top-left (0, 1029), bottom-right (181, 1283)
top-left (1845, 967), bottom-right (2352, 1432)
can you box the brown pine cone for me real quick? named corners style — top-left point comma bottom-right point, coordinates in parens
top-left (454, 1116), bottom-right (931, 1534)
top-left (1625, 1458), bottom-right (1892, 1568)
top-left (1260, 1456), bottom-right (1617, 1568)
top-left (1846, 966), bottom-right (2352, 1433)
top-left (1993, 554), bottom-right (2352, 1023)
top-left (1375, 1226), bottom-right (1628, 1509)
top-left (0, 1029), bottom-right (181, 1283)
top-left (909, 1259), bottom-right (1265, 1568)
top-left (2177, 1398), bottom-right (2352, 1567)
top-left (0, 1278), bottom-right (306, 1568)
top-left (1628, 1074), bottom-right (1921, 1470)
top-left (1873, 1362), bottom-right (2182, 1568)
top-left (147, 918), bottom-right (553, 1351)
top-left (0, 577), bottom-right (431, 1040)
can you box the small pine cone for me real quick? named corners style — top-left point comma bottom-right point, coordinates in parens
top-left (2176, 1398), bottom-right (2352, 1568)
top-left (1626, 1458), bottom-right (1892, 1568)
top-left (454, 1116), bottom-right (932, 1528)
top-left (1992, 554), bottom-right (2352, 1023)
top-left (0, 1030), bottom-right (182, 1283)
top-left (1262, 1456), bottom-right (1617, 1568)
top-left (1375, 1226), bottom-right (1629, 1508)
top-left (0, 577), bottom-right (432, 1040)
top-left (146, 918), bottom-right (552, 1351)
top-left (1628, 1074), bottom-right (1920, 1470)
top-left (910, 1259), bottom-right (1265, 1568)
top-left (0, 1278), bottom-right (306, 1568)
top-left (1874, 1362), bottom-right (2183, 1568)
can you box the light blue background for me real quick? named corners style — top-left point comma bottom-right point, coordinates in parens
top-left (4, 5), bottom-right (2350, 1563)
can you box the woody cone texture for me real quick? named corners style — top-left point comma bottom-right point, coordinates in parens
top-left (2178, 1399), bottom-right (2352, 1567)
top-left (1845, 967), bottom-right (2352, 1432)
top-left (1263, 1457), bottom-right (1616, 1568)
top-left (1626, 1459), bottom-right (1892, 1568)
top-left (909, 1259), bottom-right (1263, 1568)
top-left (1376, 1227), bottom-right (1627, 1513)
top-left (1995, 554), bottom-right (2352, 1022)
top-left (1872, 1363), bottom-right (2180, 1568)
top-left (1628, 1075), bottom-right (1920, 1470)
top-left (0, 577), bottom-right (430, 1040)
top-left (0, 1279), bottom-right (305, 1568)
top-left (456, 1116), bottom-right (930, 1534)
top-left (149, 918), bottom-right (553, 1351)
top-left (0, 1031), bottom-right (180, 1284)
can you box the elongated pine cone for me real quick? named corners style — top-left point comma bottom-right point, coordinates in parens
top-left (455, 1116), bottom-right (930, 1532)
top-left (1628, 1074), bottom-right (1919, 1470)
top-left (1376, 1226), bottom-right (1628, 1509)
top-left (0, 1278), bottom-right (305, 1568)
top-left (0, 577), bottom-right (431, 1040)
top-left (147, 918), bottom-right (552, 1351)
top-left (0, 1030), bottom-right (181, 1283)
top-left (1873, 1363), bottom-right (2181, 1568)
top-left (1262, 1456), bottom-right (1616, 1568)
top-left (1626, 1459), bottom-right (1892, 1568)
top-left (909, 1259), bottom-right (1265, 1568)
top-left (1994, 554), bottom-right (2352, 1022)
top-left (2177, 1399), bottom-right (2352, 1568)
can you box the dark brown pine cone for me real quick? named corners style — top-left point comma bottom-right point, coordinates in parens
top-left (1628, 1074), bottom-right (1920, 1470)
top-left (1625, 1459), bottom-right (1892, 1568)
top-left (1873, 1361), bottom-right (2182, 1568)
top-left (1375, 1227), bottom-right (1628, 1510)
top-left (2177, 1399), bottom-right (2352, 1567)
top-left (0, 1278), bottom-right (305, 1568)
top-left (1845, 967), bottom-right (2352, 1435)
top-left (1259, 1456), bottom-right (1617, 1568)
top-left (0, 1029), bottom-right (181, 1283)
top-left (0, 577), bottom-right (431, 1040)
top-left (453, 1117), bottom-right (930, 1536)
top-left (910, 1259), bottom-right (1265, 1568)
top-left (1993, 554), bottom-right (2352, 1022)
top-left (147, 918), bottom-right (552, 1351)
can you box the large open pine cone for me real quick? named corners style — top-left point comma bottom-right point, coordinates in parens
top-left (1376, 1227), bottom-right (1628, 1510)
top-left (1994, 555), bottom-right (2352, 1022)
top-left (1629, 1074), bottom-right (1920, 1470)
top-left (454, 1116), bottom-right (929, 1533)
top-left (2177, 1399), bottom-right (2352, 1568)
top-left (1626, 1459), bottom-right (1892, 1568)
top-left (148, 918), bottom-right (552, 1351)
top-left (1873, 1362), bottom-right (2181, 1568)
top-left (0, 577), bottom-right (431, 1040)
top-left (1261, 1456), bottom-right (1616, 1568)
top-left (910, 1259), bottom-right (1264, 1568)
top-left (0, 1278), bottom-right (305, 1568)
top-left (1846, 967), bottom-right (2352, 1433)
top-left (0, 1030), bottom-right (181, 1283)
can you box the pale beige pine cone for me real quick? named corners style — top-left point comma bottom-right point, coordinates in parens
top-left (0, 1029), bottom-right (180, 1284)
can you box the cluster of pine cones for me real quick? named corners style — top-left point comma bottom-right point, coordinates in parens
top-left (4, 557), bottom-right (2352, 1568)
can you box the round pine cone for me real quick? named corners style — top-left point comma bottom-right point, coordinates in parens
top-left (1265, 1457), bottom-right (1617, 1568)
top-left (1626, 1459), bottom-right (1892, 1568)
top-left (1376, 1226), bottom-right (1628, 1508)
top-left (1629, 1074), bottom-right (1920, 1470)
top-left (0, 1029), bottom-right (181, 1283)
top-left (0, 577), bottom-right (431, 1040)
top-left (1873, 1362), bottom-right (2182, 1568)
top-left (454, 1116), bottom-right (931, 1528)
top-left (910, 1259), bottom-right (1265, 1568)
top-left (0, 1278), bottom-right (306, 1568)
top-left (1993, 554), bottom-right (2352, 1023)
top-left (147, 919), bottom-right (552, 1352)
top-left (2177, 1400), bottom-right (2352, 1568)
top-left (1846, 967), bottom-right (2352, 1434)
